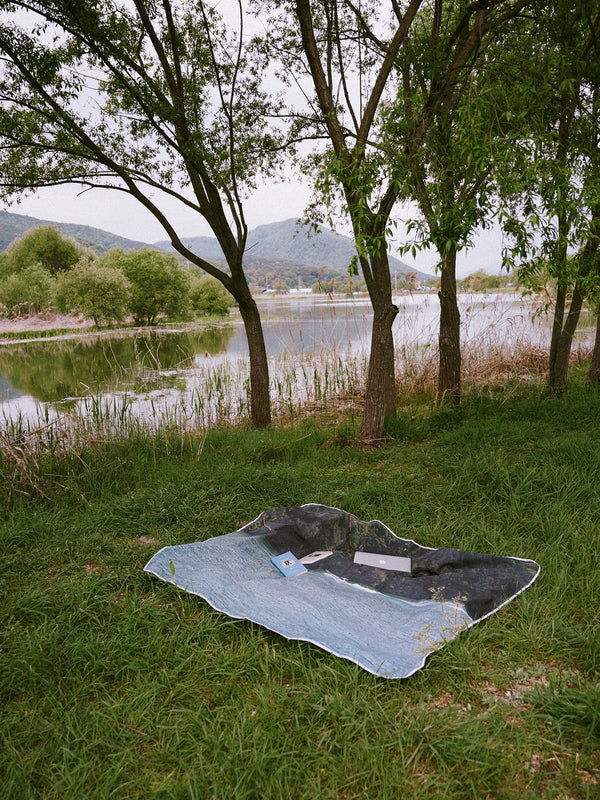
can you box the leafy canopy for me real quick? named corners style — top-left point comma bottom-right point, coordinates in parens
top-left (1, 225), bottom-right (83, 275)
top-left (97, 248), bottom-right (190, 326)
top-left (497, 0), bottom-right (600, 280)
top-left (189, 272), bottom-right (235, 317)
top-left (54, 261), bottom-right (131, 326)
top-left (0, 263), bottom-right (53, 317)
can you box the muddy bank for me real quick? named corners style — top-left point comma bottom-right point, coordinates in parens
top-left (0, 312), bottom-right (94, 335)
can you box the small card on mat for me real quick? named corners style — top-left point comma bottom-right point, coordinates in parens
top-left (300, 550), bottom-right (333, 565)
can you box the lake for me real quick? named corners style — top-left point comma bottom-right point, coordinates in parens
top-left (0, 292), bottom-right (590, 432)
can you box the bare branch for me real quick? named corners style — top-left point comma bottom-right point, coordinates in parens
top-left (295, 0), bottom-right (347, 154)
top-left (356, 0), bottom-right (423, 147)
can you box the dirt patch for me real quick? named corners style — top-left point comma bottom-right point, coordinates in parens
top-left (132, 535), bottom-right (161, 546)
top-left (0, 311), bottom-right (94, 334)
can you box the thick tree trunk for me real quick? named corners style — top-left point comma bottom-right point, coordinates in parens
top-left (238, 295), bottom-right (271, 427)
top-left (360, 299), bottom-right (398, 440)
top-left (587, 303), bottom-right (600, 385)
top-left (549, 282), bottom-right (584, 394)
top-left (437, 251), bottom-right (461, 404)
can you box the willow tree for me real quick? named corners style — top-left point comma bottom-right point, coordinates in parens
top-left (265, 0), bottom-right (533, 438)
top-left (499, 0), bottom-right (600, 393)
top-left (388, 12), bottom-right (531, 404)
top-left (0, 0), bottom-right (283, 426)
top-left (541, 3), bottom-right (600, 393)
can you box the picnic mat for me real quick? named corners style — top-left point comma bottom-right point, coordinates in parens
top-left (144, 504), bottom-right (540, 678)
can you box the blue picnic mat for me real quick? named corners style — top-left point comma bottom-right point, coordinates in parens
top-left (144, 504), bottom-right (540, 678)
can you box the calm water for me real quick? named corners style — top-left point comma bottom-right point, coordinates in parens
top-left (0, 293), bottom-right (583, 429)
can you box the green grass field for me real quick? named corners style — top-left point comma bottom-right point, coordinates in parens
top-left (1, 380), bottom-right (599, 799)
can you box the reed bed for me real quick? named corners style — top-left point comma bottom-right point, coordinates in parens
top-left (0, 334), bottom-right (582, 451)
top-left (0, 337), bottom-right (570, 507)
top-left (0, 336), bottom-right (547, 449)
top-left (1, 293), bottom-right (596, 502)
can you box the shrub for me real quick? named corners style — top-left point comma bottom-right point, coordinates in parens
top-left (3, 226), bottom-right (83, 275)
top-left (189, 274), bottom-right (235, 316)
top-left (459, 269), bottom-right (508, 292)
top-left (99, 248), bottom-right (190, 325)
top-left (54, 262), bottom-right (131, 326)
top-left (0, 263), bottom-right (53, 317)
top-left (273, 278), bottom-right (290, 294)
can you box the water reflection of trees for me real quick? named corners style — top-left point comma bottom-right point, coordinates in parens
top-left (195, 325), bottom-right (235, 355)
top-left (0, 325), bottom-right (234, 402)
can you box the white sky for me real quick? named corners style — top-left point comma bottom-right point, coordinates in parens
top-left (4, 182), bottom-right (505, 280)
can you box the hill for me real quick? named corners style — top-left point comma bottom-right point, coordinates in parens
top-left (153, 218), bottom-right (429, 281)
top-left (0, 210), bottom-right (431, 285)
top-left (0, 210), bottom-right (148, 253)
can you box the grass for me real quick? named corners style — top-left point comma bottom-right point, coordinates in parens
top-left (0, 326), bottom-right (84, 342)
top-left (1, 378), bottom-right (600, 799)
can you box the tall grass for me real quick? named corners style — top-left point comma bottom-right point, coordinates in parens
top-left (1, 293), bottom-right (595, 471)
top-left (0, 335), bottom-right (571, 491)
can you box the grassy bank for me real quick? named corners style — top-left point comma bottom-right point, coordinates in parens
top-left (1, 381), bottom-right (600, 799)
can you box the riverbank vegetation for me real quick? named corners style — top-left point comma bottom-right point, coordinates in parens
top-left (2, 378), bottom-right (599, 798)
top-left (0, 297), bottom-right (569, 477)
top-left (0, 227), bottom-right (235, 325)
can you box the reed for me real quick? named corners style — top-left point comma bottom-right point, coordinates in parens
top-left (1, 293), bottom-right (596, 502)
top-left (0, 336), bottom-right (581, 459)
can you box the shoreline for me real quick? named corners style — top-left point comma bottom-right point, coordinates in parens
top-left (0, 311), bottom-right (94, 335)
top-left (0, 289), bottom-right (512, 336)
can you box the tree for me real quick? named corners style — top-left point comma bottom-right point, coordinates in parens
top-left (267, 0), bottom-right (533, 438)
top-left (189, 272), bottom-right (235, 316)
top-left (0, 0), bottom-right (284, 426)
top-left (2, 225), bottom-right (82, 275)
top-left (98, 248), bottom-right (189, 325)
top-left (54, 260), bottom-right (131, 326)
top-left (458, 270), bottom-right (505, 292)
top-left (389, 13), bottom-right (530, 403)
top-left (499, 0), bottom-right (600, 393)
top-left (0, 263), bottom-right (53, 317)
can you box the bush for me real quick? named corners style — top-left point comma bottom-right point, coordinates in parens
top-left (3, 226), bottom-right (83, 275)
top-left (189, 273), bottom-right (235, 316)
top-left (459, 269), bottom-right (508, 292)
top-left (273, 278), bottom-right (290, 294)
top-left (98, 248), bottom-right (190, 325)
top-left (54, 262), bottom-right (131, 326)
top-left (0, 263), bottom-right (53, 317)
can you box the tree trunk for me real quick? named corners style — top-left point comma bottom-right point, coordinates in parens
top-left (584, 206), bottom-right (600, 385)
top-left (548, 196), bottom-right (572, 393)
top-left (549, 282), bottom-right (584, 394)
top-left (548, 282), bottom-right (566, 389)
top-left (360, 299), bottom-right (398, 440)
top-left (238, 295), bottom-right (271, 427)
top-left (587, 303), bottom-right (600, 385)
top-left (437, 251), bottom-right (461, 404)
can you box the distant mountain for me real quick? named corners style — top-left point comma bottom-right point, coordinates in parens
top-left (154, 218), bottom-right (429, 280)
top-left (0, 210), bottom-right (431, 283)
top-left (0, 209), bottom-right (148, 253)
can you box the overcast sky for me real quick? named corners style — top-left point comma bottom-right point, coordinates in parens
top-left (4, 181), bottom-right (505, 280)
